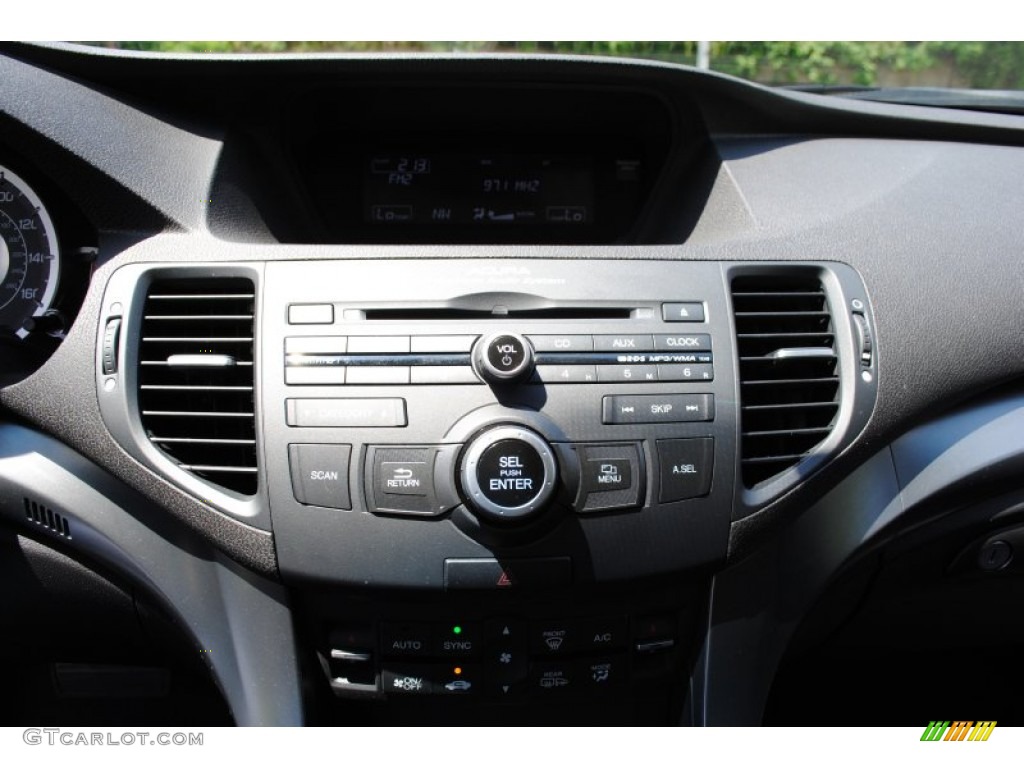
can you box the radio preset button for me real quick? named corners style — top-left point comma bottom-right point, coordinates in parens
top-left (657, 364), bottom-right (715, 382)
top-left (597, 364), bottom-right (658, 383)
top-left (410, 335), bottom-right (478, 353)
top-left (285, 367), bottom-right (346, 385)
top-left (346, 366), bottom-right (411, 385)
top-left (348, 336), bottom-right (411, 354)
top-left (410, 366), bottom-right (481, 384)
top-left (533, 364), bottom-right (598, 384)
top-left (285, 336), bottom-right (348, 354)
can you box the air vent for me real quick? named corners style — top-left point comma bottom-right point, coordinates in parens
top-left (24, 497), bottom-right (72, 538)
top-left (137, 277), bottom-right (258, 495)
top-left (732, 274), bottom-right (840, 487)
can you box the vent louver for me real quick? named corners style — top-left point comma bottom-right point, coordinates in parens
top-left (732, 274), bottom-right (840, 487)
top-left (24, 497), bottom-right (72, 538)
top-left (137, 277), bottom-right (258, 495)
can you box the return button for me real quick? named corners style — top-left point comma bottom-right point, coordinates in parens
top-left (602, 394), bottom-right (714, 425)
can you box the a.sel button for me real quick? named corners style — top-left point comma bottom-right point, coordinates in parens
top-left (288, 444), bottom-right (351, 509)
top-left (658, 438), bottom-right (714, 502)
top-left (602, 394), bottom-right (714, 424)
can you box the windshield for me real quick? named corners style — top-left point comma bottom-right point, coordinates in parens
top-left (80, 42), bottom-right (1024, 90)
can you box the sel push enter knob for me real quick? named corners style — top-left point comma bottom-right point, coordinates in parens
top-left (460, 425), bottom-right (557, 523)
top-left (472, 332), bottom-right (535, 385)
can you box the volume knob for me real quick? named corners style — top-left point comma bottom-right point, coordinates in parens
top-left (472, 332), bottom-right (535, 385)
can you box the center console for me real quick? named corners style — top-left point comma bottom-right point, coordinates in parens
top-left (264, 260), bottom-right (737, 584)
top-left (96, 254), bottom-right (872, 724)
top-left (260, 258), bottom-right (737, 722)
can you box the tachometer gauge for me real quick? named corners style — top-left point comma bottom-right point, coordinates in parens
top-left (0, 165), bottom-right (60, 339)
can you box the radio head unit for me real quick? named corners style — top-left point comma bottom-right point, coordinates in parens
top-left (262, 259), bottom-right (738, 592)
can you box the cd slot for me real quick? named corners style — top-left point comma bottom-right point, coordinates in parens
top-left (363, 307), bottom-right (634, 321)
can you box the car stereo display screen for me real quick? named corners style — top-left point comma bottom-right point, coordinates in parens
top-left (363, 153), bottom-right (609, 229)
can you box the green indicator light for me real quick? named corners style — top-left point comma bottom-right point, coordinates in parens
top-left (452, 625), bottom-right (463, 635)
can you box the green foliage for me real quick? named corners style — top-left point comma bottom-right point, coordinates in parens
top-left (80, 42), bottom-right (1024, 89)
top-left (938, 41), bottom-right (1024, 89)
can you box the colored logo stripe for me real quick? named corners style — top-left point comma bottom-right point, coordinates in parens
top-left (944, 722), bottom-right (973, 741)
top-left (920, 720), bottom-right (996, 741)
top-left (921, 721), bottom-right (949, 741)
top-left (968, 722), bottom-right (996, 741)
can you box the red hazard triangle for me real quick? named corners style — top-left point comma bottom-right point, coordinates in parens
top-left (496, 570), bottom-right (513, 587)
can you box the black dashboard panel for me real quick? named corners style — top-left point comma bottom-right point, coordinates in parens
top-left (0, 43), bottom-right (1023, 726)
top-left (286, 86), bottom-right (675, 244)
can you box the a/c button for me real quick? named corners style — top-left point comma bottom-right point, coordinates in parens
top-left (657, 438), bottom-right (714, 502)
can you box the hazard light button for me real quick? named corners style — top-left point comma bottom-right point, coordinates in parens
top-left (443, 557), bottom-right (572, 591)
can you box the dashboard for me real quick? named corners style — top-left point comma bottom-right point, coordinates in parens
top-left (1, 42), bottom-right (1024, 726)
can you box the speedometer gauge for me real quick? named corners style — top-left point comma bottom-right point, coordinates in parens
top-left (0, 165), bottom-right (60, 339)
